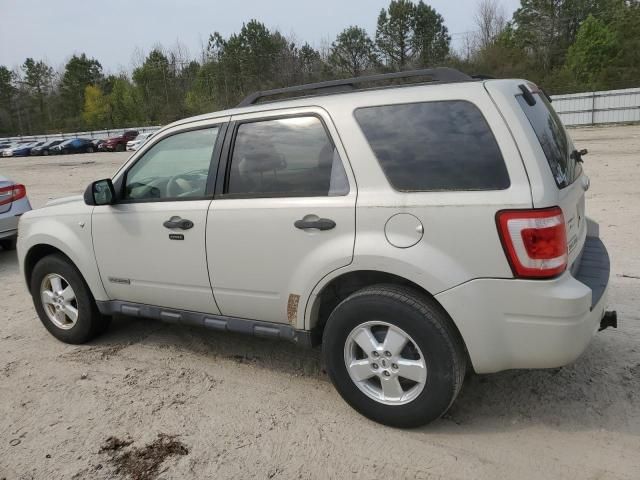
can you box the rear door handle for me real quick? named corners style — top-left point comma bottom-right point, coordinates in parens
top-left (294, 217), bottom-right (336, 231)
top-left (163, 216), bottom-right (194, 230)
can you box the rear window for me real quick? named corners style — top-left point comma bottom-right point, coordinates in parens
top-left (516, 93), bottom-right (581, 188)
top-left (354, 100), bottom-right (510, 191)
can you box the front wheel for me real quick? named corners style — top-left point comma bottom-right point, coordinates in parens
top-left (322, 285), bottom-right (466, 428)
top-left (30, 254), bottom-right (109, 344)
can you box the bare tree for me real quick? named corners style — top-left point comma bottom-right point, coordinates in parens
top-left (474, 0), bottom-right (506, 50)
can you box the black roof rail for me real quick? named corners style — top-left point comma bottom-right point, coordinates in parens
top-left (237, 67), bottom-right (472, 107)
top-left (471, 73), bottom-right (495, 80)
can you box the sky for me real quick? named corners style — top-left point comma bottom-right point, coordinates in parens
top-left (0, 0), bottom-right (521, 73)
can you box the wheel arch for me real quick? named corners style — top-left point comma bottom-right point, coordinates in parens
top-left (306, 269), bottom-right (469, 357)
top-left (21, 238), bottom-right (108, 302)
top-left (24, 244), bottom-right (78, 293)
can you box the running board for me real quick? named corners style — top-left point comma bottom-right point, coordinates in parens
top-left (96, 300), bottom-right (316, 347)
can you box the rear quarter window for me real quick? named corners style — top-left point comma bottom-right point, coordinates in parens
top-left (354, 100), bottom-right (510, 191)
top-left (516, 93), bottom-right (581, 188)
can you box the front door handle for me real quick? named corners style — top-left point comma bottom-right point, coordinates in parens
top-left (163, 216), bottom-right (194, 230)
top-left (294, 217), bottom-right (336, 231)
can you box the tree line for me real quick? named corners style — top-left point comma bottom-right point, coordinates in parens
top-left (1, 0), bottom-right (639, 137)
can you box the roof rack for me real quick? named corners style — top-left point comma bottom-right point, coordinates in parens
top-left (237, 67), bottom-right (472, 107)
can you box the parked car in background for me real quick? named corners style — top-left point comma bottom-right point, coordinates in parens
top-left (126, 132), bottom-right (154, 151)
top-left (0, 144), bottom-right (16, 156)
top-left (2, 141), bottom-right (45, 157)
top-left (31, 139), bottom-right (64, 156)
top-left (50, 138), bottom-right (95, 155)
top-left (92, 138), bottom-right (105, 150)
top-left (99, 130), bottom-right (138, 152)
top-left (0, 176), bottom-right (31, 250)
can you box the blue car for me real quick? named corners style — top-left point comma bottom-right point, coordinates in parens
top-left (49, 138), bottom-right (96, 155)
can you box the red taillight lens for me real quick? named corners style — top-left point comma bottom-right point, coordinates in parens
top-left (0, 184), bottom-right (27, 206)
top-left (496, 207), bottom-right (568, 278)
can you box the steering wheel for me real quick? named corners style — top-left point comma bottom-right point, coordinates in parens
top-left (166, 170), bottom-right (207, 198)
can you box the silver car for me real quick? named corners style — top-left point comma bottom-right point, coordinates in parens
top-left (0, 176), bottom-right (31, 250)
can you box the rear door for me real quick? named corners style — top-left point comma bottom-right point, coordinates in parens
top-left (206, 108), bottom-right (356, 325)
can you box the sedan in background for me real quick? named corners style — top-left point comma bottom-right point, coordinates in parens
top-left (92, 138), bottom-right (105, 150)
top-left (126, 132), bottom-right (154, 151)
top-left (50, 138), bottom-right (95, 155)
top-left (2, 141), bottom-right (45, 157)
top-left (0, 176), bottom-right (31, 251)
top-left (30, 139), bottom-right (64, 156)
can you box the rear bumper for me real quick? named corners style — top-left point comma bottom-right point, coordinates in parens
top-left (436, 235), bottom-right (610, 374)
top-left (0, 197), bottom-right (32, 239)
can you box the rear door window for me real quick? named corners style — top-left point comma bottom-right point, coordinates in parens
top-left (354, 100), bottom-right (509, 191)
top-left (516, 93), bottom-right (581, 188)
top-left (226, 116), bottom-right (349, 198)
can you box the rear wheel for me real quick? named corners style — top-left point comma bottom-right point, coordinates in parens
top-left (0, 238), bottom-right (17, 251)
top-left (322, 285), bottom-right (466, 428)
top-left (30, 254), bottom-right (109, 344)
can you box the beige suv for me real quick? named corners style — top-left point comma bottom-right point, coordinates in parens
top-left (17, 68), bottom-right (615, 427)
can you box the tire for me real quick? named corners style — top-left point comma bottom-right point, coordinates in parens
top-left (86, 146), bottom-right (94, 153)
top-left (322, 284), bottom-right (466, 428)
top-left (30, 254), bottom-right (109, 344)
top-left (0, 237), bottom-right (17, 251)
top-left (115, 143), bottom-right (124, 152)
top-left (43, 149), bottom-right (49, 156)
top-left (62, 149), bottom-right (69, 155)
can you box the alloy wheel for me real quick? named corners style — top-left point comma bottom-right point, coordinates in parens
top-left (40, 273), bottom-right (78, 330)
top-left (343, 321), bottom-right (427, 405)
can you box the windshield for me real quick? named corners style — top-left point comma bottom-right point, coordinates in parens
top-left (516, 93), bottom-right (582, 188)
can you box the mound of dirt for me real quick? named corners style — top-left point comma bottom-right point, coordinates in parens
top-left (101, 434), bottom-right (188, 480)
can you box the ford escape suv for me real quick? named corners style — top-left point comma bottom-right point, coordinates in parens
top-left (17, 68), bottom-right (614, 427)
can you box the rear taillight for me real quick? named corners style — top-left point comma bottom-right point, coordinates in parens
top-left (496, 207), bottom-right (567, 278)
top-left (0, 184), bottom-right (26, 206)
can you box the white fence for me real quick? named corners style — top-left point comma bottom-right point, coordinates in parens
top-left (551, 87), bottom-right (640, 126)
top-left (0, 126), bottom-right (162, 144)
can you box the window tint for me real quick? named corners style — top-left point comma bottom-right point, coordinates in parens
top-left (516, 93), bottom-right (581, 188)
top-left (125, 127), bottom-right (218, 201)
top-left (226, 116), bottom-right (349, 197)
top-left (354, 101), bottom-right (510, 191)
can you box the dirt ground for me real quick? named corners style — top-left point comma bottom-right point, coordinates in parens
top-left (0, 125), bottom-right (639, 480)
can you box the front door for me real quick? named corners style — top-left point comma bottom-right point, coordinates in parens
top-left (207, 109), bottom-right (357, 325)
top-left (92, 121), bottom-right (227, 313)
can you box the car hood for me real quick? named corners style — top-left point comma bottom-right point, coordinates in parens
top-left (45, 194), bottom-right (84, 207)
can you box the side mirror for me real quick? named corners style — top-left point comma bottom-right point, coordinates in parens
top-left (84, 178), bottom-right (116, 206)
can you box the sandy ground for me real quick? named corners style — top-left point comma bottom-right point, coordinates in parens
top-left (0, 125), bottom-right (639, 480)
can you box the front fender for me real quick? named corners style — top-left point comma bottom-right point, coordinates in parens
top-left (17, 209), bottom-right (108, 301)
